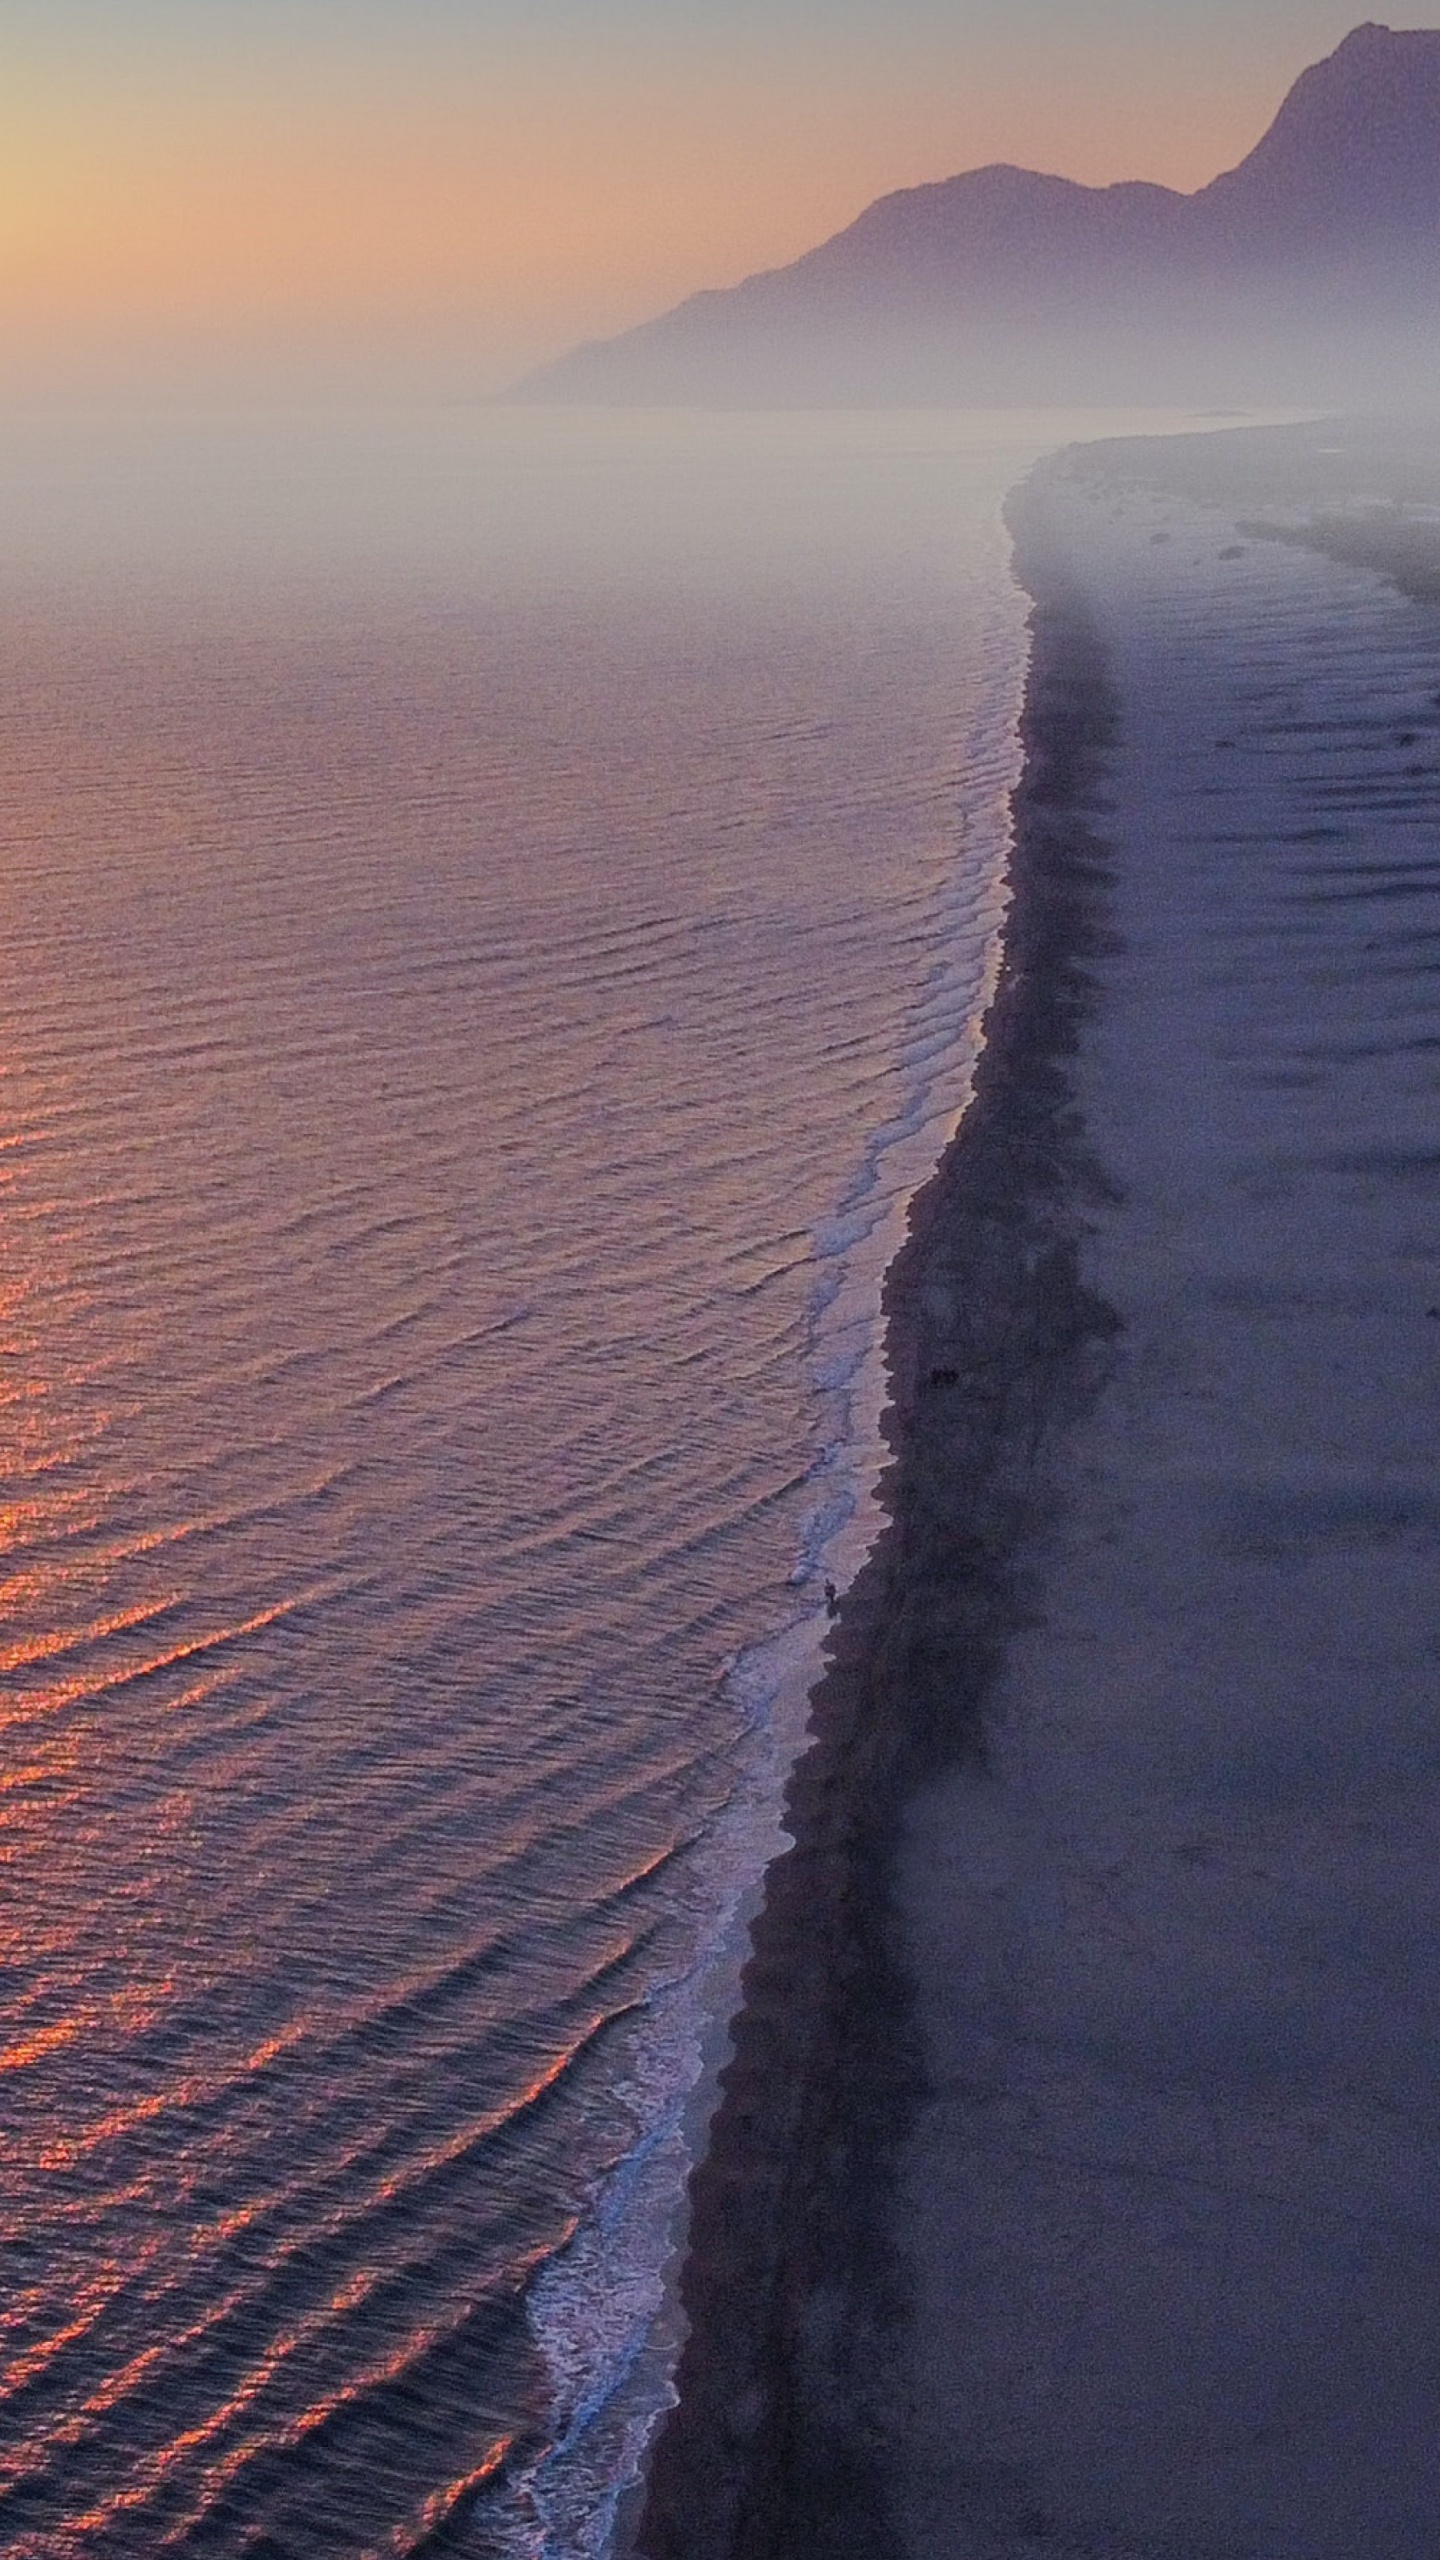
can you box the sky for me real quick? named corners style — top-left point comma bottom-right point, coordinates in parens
top-left (2, 0), bottom-right (1438, 397)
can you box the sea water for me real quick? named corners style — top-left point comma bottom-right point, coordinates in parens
top-left (0, 402), bottom-right (1161, 2558)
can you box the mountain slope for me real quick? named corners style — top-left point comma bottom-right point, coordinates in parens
top-left (1198, 21), bottom-right (1440, 240)
top-left (514, 23), bottom-right (1440, 406)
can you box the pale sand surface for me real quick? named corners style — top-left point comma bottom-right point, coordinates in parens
top-left (900, 462), bottom-right (1440, 2559)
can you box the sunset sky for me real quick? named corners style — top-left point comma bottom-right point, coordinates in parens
top-left (3, 1), bottom-right (1437, 397)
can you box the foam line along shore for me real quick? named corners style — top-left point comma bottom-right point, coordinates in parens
top-left (630, 448), bottom-right (1125, 2560)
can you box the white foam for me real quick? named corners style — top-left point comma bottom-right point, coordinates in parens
top-left (509, 499), bottom-right (1030, 2560)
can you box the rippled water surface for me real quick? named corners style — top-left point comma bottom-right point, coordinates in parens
top-left (0, 406), bottom-right (1050, 2555)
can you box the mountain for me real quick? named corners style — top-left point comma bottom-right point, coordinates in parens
top-left (513, 25), bottom-right (1440, 406)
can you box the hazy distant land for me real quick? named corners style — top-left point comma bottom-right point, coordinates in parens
top-left (517, 24), bottom-right (1440, 409)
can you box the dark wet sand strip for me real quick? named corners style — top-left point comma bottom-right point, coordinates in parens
top-left (633, 478), bottom-right (1125, 2560)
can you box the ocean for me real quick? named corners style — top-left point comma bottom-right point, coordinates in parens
top-left (0, 401), bottom-right (1134, 2557)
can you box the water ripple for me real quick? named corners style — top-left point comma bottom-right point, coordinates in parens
top-left (0, 407), bottom-right (1031, 2558)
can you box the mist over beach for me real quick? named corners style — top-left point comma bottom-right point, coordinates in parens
top-left (2, 6), bottom-right (1440, 2558)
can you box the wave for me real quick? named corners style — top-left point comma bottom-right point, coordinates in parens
top-left (514, 553), bottom-right (1029, 2559)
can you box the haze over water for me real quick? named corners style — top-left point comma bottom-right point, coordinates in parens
top-left (0, 402), bottom-right (1230, 2554)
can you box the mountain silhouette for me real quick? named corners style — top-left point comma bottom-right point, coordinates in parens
top-left (515, 25), bottom-right (1440, 405)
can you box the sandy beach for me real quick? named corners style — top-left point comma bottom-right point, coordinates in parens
top-left (636, 420), bottom-right (1440, 2559)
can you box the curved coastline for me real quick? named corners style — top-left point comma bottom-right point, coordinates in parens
top-left (628, 411), bottom-right (1440, 2558)
top-left (631, 454), bottom-right (1124, 2559)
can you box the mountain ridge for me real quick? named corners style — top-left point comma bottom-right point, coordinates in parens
top-left (514, 23), bottom-right (1440, 406)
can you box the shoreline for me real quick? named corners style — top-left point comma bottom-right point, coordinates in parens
top-left (632, 456), bottom-right (1123, 2558)
top-left (634, 410), bottom-right (1440, 2553)
top-left (533, 497), bottom-right (1028, 2560)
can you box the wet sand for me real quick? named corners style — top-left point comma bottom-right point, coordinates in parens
top-left (635, 424), bottom-right (1440, 2560)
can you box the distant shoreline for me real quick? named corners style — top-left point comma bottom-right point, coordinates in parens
top-left (631, 451), bottom-right (1123, 2558)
